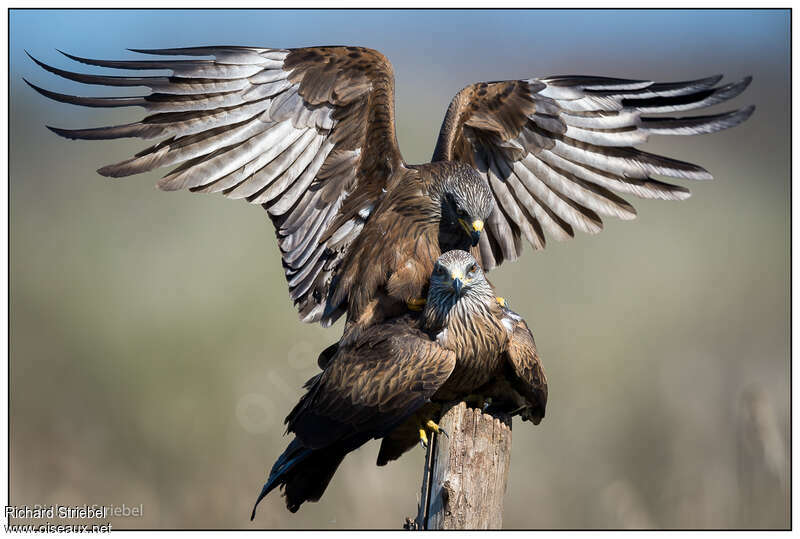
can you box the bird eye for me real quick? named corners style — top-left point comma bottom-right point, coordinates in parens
top-left (468, 264), bottom-right (478, 274)
top-left (456, 207), bottom-right (467, 218)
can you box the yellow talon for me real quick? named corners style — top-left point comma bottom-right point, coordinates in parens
top-left (419, 418), bottom-right (449, 448)
top-left (407, 297), bottom-right (427, 311)
top-left (425, 419), bottom-right (449, 438)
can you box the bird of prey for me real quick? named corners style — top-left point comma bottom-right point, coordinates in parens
top-left (27, 45), bottom-right (753, 340)
top-left (250, 250), bottom-right (547, 516)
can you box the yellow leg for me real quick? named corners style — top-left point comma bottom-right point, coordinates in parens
top-left (418, 427), bottom-right (429, 448)
top-left (496, 296), bottom-right (507, 308)
top-left (407, 297), bottom-right (427, 311)
top-left (418, 418), bottom-right (450, 448)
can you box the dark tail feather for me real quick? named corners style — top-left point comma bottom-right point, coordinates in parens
top-left (282, 446), bottom-right (347, 513)
top-left (251, 439), bottom-right (310, 520)
top-left (251, 438), bottom-right (348, 519)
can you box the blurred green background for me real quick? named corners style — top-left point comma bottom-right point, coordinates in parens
top-left (9, 9), bottom-right (789, 529)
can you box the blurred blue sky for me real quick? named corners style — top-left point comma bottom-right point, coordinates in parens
top-left (9, 9), bottom-right (787, 52)
top-left (11, 9), bottom-right (788, 82)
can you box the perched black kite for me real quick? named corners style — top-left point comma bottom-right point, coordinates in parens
top-left (250, 250), bottom-right (547, 515)
top-left (27, 46), bottom-right (753, 340)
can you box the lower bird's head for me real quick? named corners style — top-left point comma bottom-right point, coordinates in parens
top-left (423, 250), bottom-right (495, 328)
top-left (427, 162), bottom-right (493, 250)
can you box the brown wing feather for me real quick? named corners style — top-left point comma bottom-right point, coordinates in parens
top-left (433, 75), bottom-right (753, 270)
top-left (286, 316), bottom-right (456, 450)
top-left (500, 310), bottom-right (547, 424)
top-left (28, 46), bottom-right (405, 325)
top-left (324, 167), bottom-right (442, 339)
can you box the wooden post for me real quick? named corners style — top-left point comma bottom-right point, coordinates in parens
top-left (408, 401), bottom-right (513, 530)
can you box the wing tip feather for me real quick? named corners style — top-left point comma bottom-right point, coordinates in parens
top-left (96, 164), bottom-right (124, 178)
top-left (46, 125), bottom-right (76, 140)
top-left (56, 48), bottom-right (82, 63)
top-left (24, 78), bottom-right (83, 106)
top-left (24, 77), bottom-right (145, 108)
top-left (694, 169), bottom-right (714, 181)
top-left (739, 103), bottom-right (756, 122)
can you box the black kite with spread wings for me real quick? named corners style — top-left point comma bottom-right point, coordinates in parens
top-left (27, 46), bottom-right (753, 338)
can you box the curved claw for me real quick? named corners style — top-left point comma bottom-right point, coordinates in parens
top-left (425, 419), bottom-right (440, 433)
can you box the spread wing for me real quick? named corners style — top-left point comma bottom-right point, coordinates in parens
top-left (285, 318), bottom-right (456, 449)
top-left (433, 75), bottom-right (754, 270)
top-left (500, 308), bottom-right (547, 424)
top-left (26, 46), bottom-right (405, 324)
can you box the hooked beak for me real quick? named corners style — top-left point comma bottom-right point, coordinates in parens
top-left (450, 271), bottom-right (464, 296)
top-left (470, 232), bottom-right (481, 247)
top-left (451, 277), bottom-right (464, 295)
top-left (460, 219), bottom-right (484, 247)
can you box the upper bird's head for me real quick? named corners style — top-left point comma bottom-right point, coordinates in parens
top-left (424, 162), bottom-right (493, 250)
top-left (423, 250), bottom-right (495, 329)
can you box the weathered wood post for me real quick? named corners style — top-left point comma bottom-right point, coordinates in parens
top-left (407, 401), bottom-right (513, 529)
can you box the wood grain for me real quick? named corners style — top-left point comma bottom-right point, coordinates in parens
top-left (411, 402), bottom-right (512, 529)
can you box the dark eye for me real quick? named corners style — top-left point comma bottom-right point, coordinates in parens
top-left (468, 264), bottom-right (478, 275)
top-left (456, 207), bottom-right (467, 218)
top-left (434, 265), bottom-right (446, 276)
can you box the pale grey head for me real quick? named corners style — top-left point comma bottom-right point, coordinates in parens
top-left (423, 249), bottom-right (495, 329)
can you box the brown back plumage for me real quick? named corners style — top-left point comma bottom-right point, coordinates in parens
top-left (251, 313), bottom-right (456, 514)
